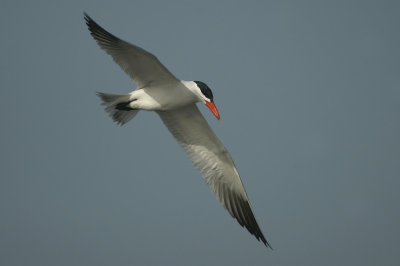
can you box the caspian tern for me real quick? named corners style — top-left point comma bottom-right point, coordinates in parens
top-left (84, 13), bottom-right (271, 248)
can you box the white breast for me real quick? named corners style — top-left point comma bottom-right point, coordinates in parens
top-left (129, 81), bottom-right (199, 111)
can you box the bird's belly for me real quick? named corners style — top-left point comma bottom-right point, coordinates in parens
top-left (138, 85), bottom-right (197, 111)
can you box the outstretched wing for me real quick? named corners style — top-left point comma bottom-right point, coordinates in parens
top-left (84, 13), bottom-right (178, 87)
top-left (158, 105), bottom-right (271, 248)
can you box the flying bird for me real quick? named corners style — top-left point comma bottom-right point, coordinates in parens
top-left (84, 13), bottom-right (271, 248)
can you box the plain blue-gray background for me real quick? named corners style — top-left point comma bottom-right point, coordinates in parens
top-left (1, 0), bottom-right (399, 265)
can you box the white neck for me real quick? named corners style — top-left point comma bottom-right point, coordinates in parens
top-left (180, 80), bottom-right (204, 103)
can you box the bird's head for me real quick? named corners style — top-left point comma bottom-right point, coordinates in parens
top-left (193, 81), bottom-right (220, 120)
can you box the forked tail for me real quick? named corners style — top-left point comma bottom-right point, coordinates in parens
top-left (96, 92), bottom-right (139, 125)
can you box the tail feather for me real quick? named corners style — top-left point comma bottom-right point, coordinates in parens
top-left (96, 92), bottom-right (139, 125)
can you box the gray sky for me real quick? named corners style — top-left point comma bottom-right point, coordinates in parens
top-left (1, 0), bottom-right (399, 265)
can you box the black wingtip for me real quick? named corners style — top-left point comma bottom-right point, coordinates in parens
top-left (238, 197), bottom-right (272, 249)
top-left (256, 227), bottom-right (273, 250)
top-left (262, 237), bottom-right (273, 250)
top-left (83, 12), bottom-right (90, 25)
top-left (83, 12), bottom-right (101, 34)
top-left (83, 11), bottom-right (121, 48)
top-left (83, 12), bottom-right (94, 33)
top-left (83, 12), bottom-right (96, 30)
top-left (83, 11), bottom-right (90, 22)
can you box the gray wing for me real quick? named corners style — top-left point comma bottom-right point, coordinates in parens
top-left (84, 13), bottom-right (178, 87)
top-left (158, 104), bottom-right (271, 248)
